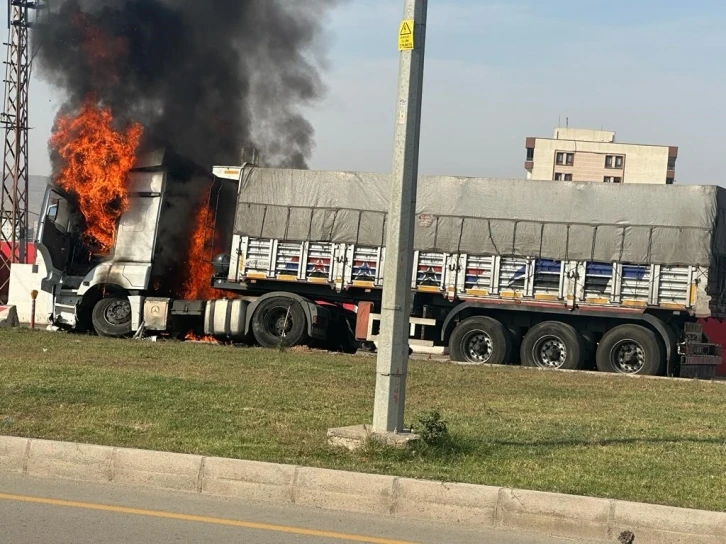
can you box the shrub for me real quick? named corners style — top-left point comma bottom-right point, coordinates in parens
top-left (417, 410), bottom-right (449, 447)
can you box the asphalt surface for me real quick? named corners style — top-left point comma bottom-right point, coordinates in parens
top-left (0, 473), bottom-right (604, 544)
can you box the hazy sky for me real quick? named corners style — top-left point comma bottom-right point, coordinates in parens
top-left (16, 1), bottom-right (726, 185)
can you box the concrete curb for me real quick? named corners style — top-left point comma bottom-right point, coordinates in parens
top-left (2, 436), bottom-right (725, 543)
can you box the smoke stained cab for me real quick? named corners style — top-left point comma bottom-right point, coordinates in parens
top-left (35, 149), bottom-right (234, 336)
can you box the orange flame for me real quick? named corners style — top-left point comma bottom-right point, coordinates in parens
top-left (49, 99), bottom-right (143, 253)
top-left (184, 331), bottom-right (219, 344)
top-left (180, 192), bottom-right (226, 301)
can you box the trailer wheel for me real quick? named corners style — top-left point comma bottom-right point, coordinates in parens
top-left (521, 321), bottom-right (585, 370)
top-left (596, 324), bottom-right (665, 376)
top-left (92, 296), bottom-right (133, 338)
top-left (251, 297), bottom-right (309, 349)
top-left (449, 316), bottom-right (512, 365)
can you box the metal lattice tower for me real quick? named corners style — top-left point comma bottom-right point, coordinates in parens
top-left (0, 1), bottom-right (40, 299)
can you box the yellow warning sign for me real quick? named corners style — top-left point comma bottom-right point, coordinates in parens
top-left (398, 19), bottom-right (414, 51)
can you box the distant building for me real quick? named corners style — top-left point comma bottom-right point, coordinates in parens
top-left (524, 128), bottom-right (677, 184)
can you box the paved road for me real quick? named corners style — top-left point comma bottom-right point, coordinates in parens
top-left (0, 474), bottom-right (603, 544)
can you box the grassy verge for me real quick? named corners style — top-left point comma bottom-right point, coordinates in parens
top-left (1, 328), bottom-right (725, 512)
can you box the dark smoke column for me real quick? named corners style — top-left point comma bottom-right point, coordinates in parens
top-left (34, 0), bottom-right (340, 169)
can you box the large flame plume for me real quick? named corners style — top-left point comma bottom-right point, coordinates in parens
top-left (49, 99), bottom-right (143, 253)
top-left (180, 192), bottom-right (227, 301)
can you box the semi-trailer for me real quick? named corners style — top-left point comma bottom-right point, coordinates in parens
top-left (33, 150), bottom-right (724, 378)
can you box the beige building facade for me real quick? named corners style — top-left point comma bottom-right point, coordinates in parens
top-left (524, 128), bottom-right (677, 185)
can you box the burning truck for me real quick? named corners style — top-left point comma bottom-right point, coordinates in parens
top-left (36, 145), bottom-right (238, 338)
top-left (29, 0), bottom-right (348, 344)
top-left (33, 150), bottom-right (726, 379)
top-left (26, 1), bottom-right (725, 378)
top-left (35, 143), bottom-right (359, 351)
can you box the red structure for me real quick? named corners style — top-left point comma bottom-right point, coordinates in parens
top-left (0, 241), bottom-right (35, 263)
top-left (699, 319), bottom-right (726, 376)
top-left (0, 242), bottom-right (35, 296)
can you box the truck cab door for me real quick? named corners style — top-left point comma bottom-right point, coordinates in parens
top-left (35, 187), bottom-right (76, 283)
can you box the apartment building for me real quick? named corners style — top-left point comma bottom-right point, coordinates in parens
top-left (524, 128), bottom-right (677, 184)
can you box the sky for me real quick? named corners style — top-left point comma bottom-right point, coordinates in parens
top-left (13, 0), bottom-right (726, 185)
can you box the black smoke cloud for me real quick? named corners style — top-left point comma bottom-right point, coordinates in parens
top-left (34, 0), bottom-right (339, 169)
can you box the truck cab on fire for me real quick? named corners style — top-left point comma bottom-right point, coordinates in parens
top-left (34, 149), bottom-right (234, 336)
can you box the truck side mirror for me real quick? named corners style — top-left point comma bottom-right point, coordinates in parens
top-left (46, 204), bottom-right (58, 222)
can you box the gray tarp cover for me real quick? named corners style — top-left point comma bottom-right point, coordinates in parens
top-left (233, 168), bottom-right (726, 266)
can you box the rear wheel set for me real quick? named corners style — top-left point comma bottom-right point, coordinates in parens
top-left (250, 296), bottom-right (358, 353)
top-left (450, 316), bottom-right (586, 370)
top-left (449, 316), bottom-right (666, 376)
top-left (251, 297), bottom-right (309, 349)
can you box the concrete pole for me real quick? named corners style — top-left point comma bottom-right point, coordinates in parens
top-left (372, 0), bottom-right (428, 433)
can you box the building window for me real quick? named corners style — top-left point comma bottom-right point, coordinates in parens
top-left (555, 173), bottom-right (573, 181)
top-left (605, 155), bottom-right (624, 169)
top-left (666, 177), bottom-right (675, 184)
top-left (526, 147), bottom-right (534, 161)
top-left (603, 176), bottom-right (622, 183)
top-left (556, 152), bottom-right (574, 165)
top-left (668, 157), bottom-right (677, 168)
top-left (564, 174), bottom-right (573, 181)
top-left (555, 172), bottom-right (563, 181)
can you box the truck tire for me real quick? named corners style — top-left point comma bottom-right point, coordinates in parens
top-left (323, 308), bottom-right (359, 354)
top-left (251, 297), bottom-right (309, 349)
top-left (521, 321), bottom-right (585, 370)
top-left (449, 316), bottom-right (512, 365)
top-left (595, 324), bottom-right (665, 376)
top-left (312, 315), bottom-right (359, 354)
top-left (92, 296), bottom-right (133, 338)
top-left (334, 316), bottom-right (360, 354)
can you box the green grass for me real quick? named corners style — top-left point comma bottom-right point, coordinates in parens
top-left (1, 328), bottom-right (726, 512)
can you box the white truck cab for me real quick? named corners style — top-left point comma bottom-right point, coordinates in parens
top-left (34, 149), bottom-right (224, 336)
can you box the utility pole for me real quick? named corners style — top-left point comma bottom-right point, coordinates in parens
top-left (0, 1), bottom-right (41, 301)
top-left (372, 0), bottom-right (428, 433)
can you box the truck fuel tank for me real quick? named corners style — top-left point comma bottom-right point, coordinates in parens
top-left (204, 299), bottom-right (248, 341)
